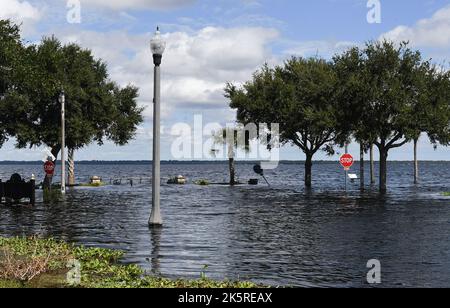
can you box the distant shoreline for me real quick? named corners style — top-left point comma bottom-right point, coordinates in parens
top-left (0, 160), bottom-right (449, 165)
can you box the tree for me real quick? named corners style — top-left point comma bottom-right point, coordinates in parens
top-left (334, 41), bottom-right (436, 192)
top-left (226, 58), bottom-right (340, 188)
top-left (212, 127), bottom-right (250, 186)
top-left (0, 35), bottom-right (144, 179)
top-left (0, 20), bottom-right (25, 147)
top-left (423, 68), bottom-right (450, 152)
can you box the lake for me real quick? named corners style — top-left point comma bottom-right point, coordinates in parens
top-left (0, 161), bottom-right (449, 287)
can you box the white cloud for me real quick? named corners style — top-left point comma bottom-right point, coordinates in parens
top-left (381, 5), bottom-right (450, 48)
top-left (0, 0), bottom-right (42, 31)
top-left (58, 26), bottom-right (279, 122)
top-left (84, 0), bottom-right (196, 10)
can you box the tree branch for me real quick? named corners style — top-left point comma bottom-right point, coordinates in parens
top-left (386, 133), bottom-right (403, 148)
top-left (388, 138), bottom-right (409, 149)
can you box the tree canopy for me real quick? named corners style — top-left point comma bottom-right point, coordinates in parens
top-left (227, 41), bottom-right (449, 191)
top-left (0, 21), bottom-right (144, 159)
top-left (0, 20), bottom-right (23, 147)
top-left (334, 41), bottom-right (449, 191)
top-left (226, 57), bottom-right (341, 187)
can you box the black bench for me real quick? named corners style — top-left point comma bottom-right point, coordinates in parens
top-left (0, 174), bottom-right (36, 206)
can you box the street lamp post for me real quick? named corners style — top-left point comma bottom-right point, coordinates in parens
top-left (149, 27), bottom-right (166, 227)
top-left (59, 90), bottom-right (66, 194)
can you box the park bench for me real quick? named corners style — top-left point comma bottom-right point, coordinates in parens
top-left (0, 173), bottom-right (36, 206)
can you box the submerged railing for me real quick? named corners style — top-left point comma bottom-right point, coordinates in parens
top-left (0, 174), bottom-right (36, 206)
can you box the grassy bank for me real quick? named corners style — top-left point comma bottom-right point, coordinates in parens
top-left (443, 192), bottom-right (450, 197)
top-left (0, 237), bottom-right (260, 288)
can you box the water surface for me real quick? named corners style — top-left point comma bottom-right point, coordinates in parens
top-left (0, 161), bottom-right (449, 287)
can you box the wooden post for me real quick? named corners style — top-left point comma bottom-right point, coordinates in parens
top-left (30, 178), bottom-right (36, 206)
top-left (68, 148), bottom-right (75, 186)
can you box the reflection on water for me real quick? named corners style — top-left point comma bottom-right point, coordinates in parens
top-left (0, 161), bottom-right (450, 287)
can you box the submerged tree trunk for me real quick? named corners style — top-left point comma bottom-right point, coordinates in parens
top-left (229, 158), bottom-right (236, 186)
top-left (50, 146), bottom-right (61, 163)
top-left (360, 143), bottom-right (365, 190)
top-left (370, 144), bottom-right (375, 185)
top-left (414, 138), bottom-right (419, 185)
top-left (228, 143), bottom-right (236, 186)
top-left (379, 148), bottom-right (388, 193)
top-left (305, 153), bottom-right (313, 188)
top-left (68, 149), bottom-right (75, 186)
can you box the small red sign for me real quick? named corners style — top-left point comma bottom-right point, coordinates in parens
top-left (340, 154), bottom-right (354, 170)
top-left (44, 161), bottom-right (55, 176)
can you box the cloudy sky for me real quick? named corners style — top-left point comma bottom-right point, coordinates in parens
top-left (0, 0), bottom-right (449, 161)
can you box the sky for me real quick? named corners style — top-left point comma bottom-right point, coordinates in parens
top-left (0, 0), bottom-right (449, 161)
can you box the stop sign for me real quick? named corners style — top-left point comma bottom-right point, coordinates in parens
top-left (44, 161), bottom-right (55, 176)
top-left (340, 154), bottom-right (354, 170)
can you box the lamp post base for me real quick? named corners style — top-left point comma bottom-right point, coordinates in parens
top-left (149, 210), bottom-right (163, 227)
top-left (148, 220), bottom-right (163, 227)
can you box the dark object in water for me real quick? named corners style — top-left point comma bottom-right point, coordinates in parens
top-left (253, 165), bottom-right (263, 175)
top-left (248, 179), bottom-right (259, 185)
top-left (0, 174), bottom-right (36, 206)
top-left (168, 176), bottom-right (187, 185)
top-left (253, 164), bottom-right (270, 186)
top-left (90, 176), bottom-right (102, 185)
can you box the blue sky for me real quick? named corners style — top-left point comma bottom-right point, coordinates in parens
top-left (0, 0), bottom-right (449, 161)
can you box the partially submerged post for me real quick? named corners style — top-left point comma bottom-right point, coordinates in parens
top-left (149, 27), bottom-right (166, 227)
top-left (68, 149), bottom-right (75, 186)
top-left (253, 164), bottom-right (270, 186)
top-left (360, 143), bottom-right (365, 190)
top-left (370, 144), bottom-right (375, 185)
top-left (59, 90), bottom-right (66, 194)
top-left (340, 150), bottom-right (354, 192)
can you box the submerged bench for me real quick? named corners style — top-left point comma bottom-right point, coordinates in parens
top-left (0, 173), bottom-right (36, 206)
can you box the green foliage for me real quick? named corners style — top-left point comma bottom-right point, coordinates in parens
top-left (0, 237), bottom-right (262, 289)
top-left (195, 179), bottom-right (210, 186)
top-left (333, 41), bottom-right (449, 191)
top-left (442, 192), bottom-right (450, 197)
top-left (226, 58), bottom-right (340, 187)
top-left (80, 182), bottom-right (105, 187)
top-left (0, 20), bottom-right (144, 159)
top-left (43, 188), bottom-right (62, 203)
top-left (0, 20), bottom-right (24, 147)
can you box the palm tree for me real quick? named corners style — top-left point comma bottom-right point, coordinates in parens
top-left (212, 128), bottom-right (250, 186)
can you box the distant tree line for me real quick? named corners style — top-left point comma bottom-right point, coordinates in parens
top-left (226, 41), bottom-right (450, 192)
top-left (0, 20), bottom-right (143, 183)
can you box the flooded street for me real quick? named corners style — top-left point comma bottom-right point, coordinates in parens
top-left (1, 161), bottom-right (449, 287)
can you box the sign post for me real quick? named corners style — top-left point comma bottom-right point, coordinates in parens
top-left (340, 153), bottom-right (354, 191)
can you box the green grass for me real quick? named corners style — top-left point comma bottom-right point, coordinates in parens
top-left (0, 237), bottom-right (262, 289)
top-left (442, 192), bottom-right (450, 197)
top-left (79, 182), bottom-right (106, 187)
top-left (194, 179), bottom-right (210, 186)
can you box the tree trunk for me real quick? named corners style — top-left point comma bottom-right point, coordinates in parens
top-left (414, 137), bottom-right (419, 185)
top-left (370, 144), bottom-right (375, 185)
top-left (68, 149), bottom-right (75, 186)
top-left (305, 153), bottom-right (313, 188)
top-left (360, 143), bottom-right (365, 190)
top-left (379, 148), bottom-right (388, 193)
top-left (51, 146), bottom-right (61, 162)
top-left (229, 158), bottom-right (236, 186)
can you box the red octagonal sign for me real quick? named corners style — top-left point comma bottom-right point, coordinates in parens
top-left (340, 154), bottom-right (354, 170)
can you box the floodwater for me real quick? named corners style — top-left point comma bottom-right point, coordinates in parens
top-left (0, 161), bottom-right (449, 288)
